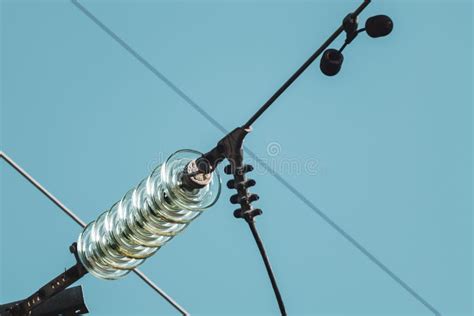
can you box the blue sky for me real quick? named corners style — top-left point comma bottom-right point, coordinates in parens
top-left (1, 1), bottom-right (472, 315)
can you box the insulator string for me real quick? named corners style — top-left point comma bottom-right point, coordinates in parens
top-left (77, 150), bottom-right (221, 280)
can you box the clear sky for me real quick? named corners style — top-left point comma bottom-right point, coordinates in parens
top-left (1, 0), bottom-right (472, 315)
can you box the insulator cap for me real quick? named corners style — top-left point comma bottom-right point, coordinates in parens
top-left (233, 209), bottom-right (243, 218)
top-left (250, 208), bottom-right (263, 217)
top-left (242, 164), bottom-right (254, 173)
top-left (230, 194), bottom-right (240, 204)
top-left (236, 179), bottom-right (256, 190)
top-left (320, 49), bottom-right (344, 76)
top-left (248, 193), bottom-right (260, 203)
top-left (181, 159), bottom-right (212, 190)
top-left (224, 164), bottom-right (254, 175)
top-left (365, 15), bottom-right (393, 38)
top-left (227, 179), bottom-right (235, 189)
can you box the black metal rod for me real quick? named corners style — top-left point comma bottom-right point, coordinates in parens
top-left (9, 261), bottom-right (88, 316)
top-left (247, 220), bottom-right (287, 315)
top-left (243, 0), bottom-right (371, 129)
top-left (1, 286), bottom-right (89, 316)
